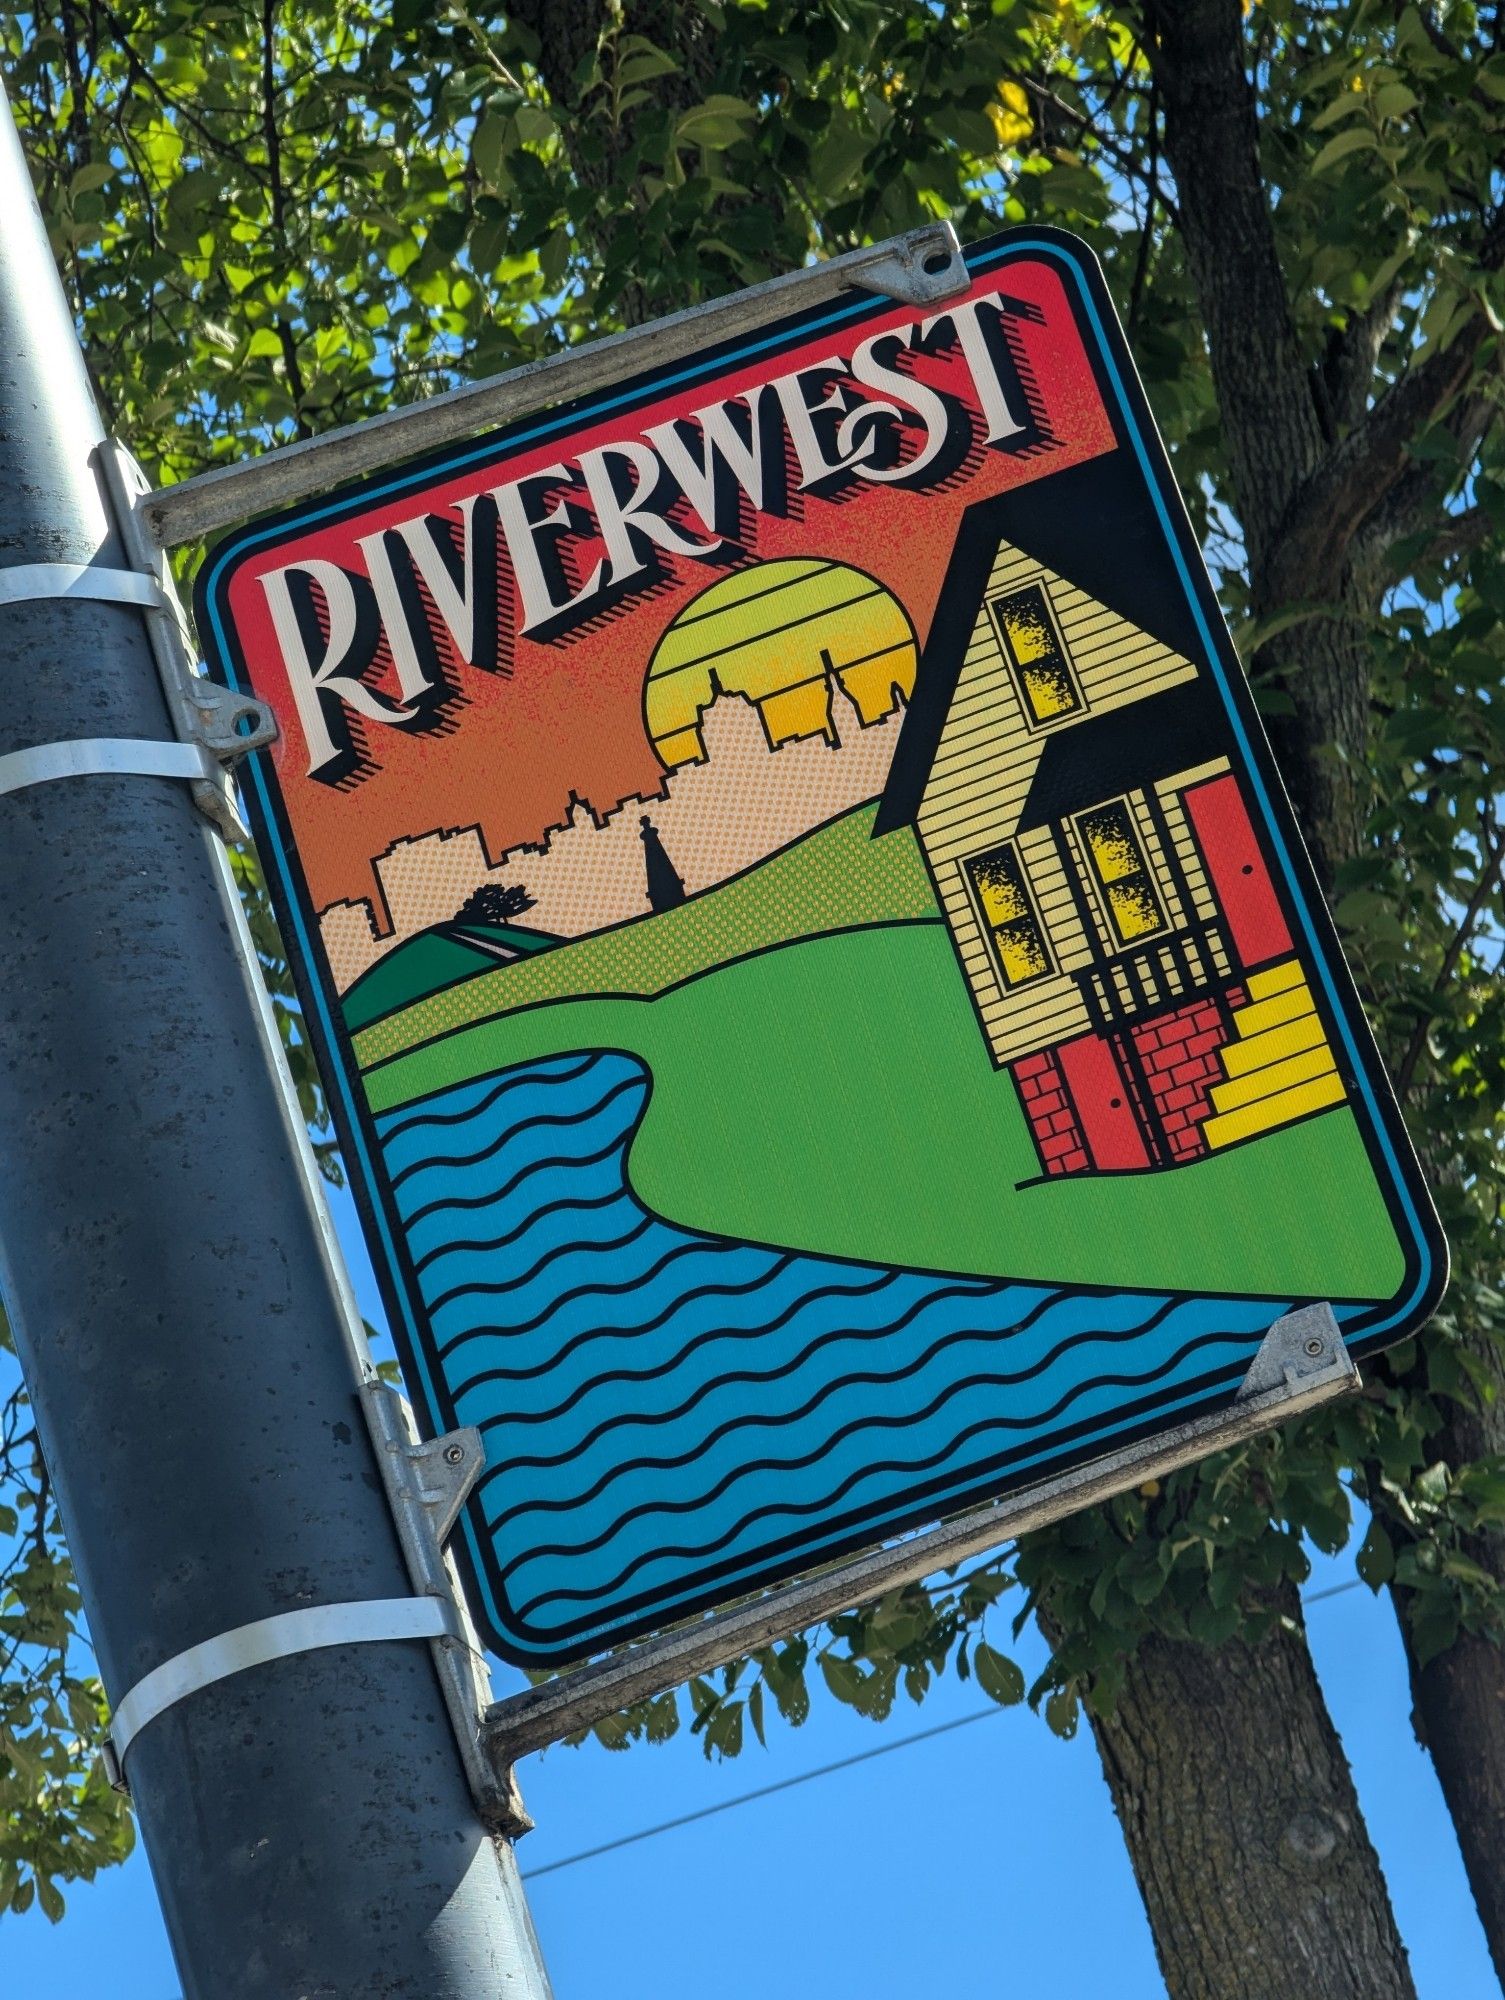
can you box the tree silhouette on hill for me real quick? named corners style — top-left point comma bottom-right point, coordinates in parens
top-left (454, 882), bottom-right (536, 925)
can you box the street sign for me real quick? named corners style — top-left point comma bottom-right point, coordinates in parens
top-left (197, 226), bottom-right (1445, 1668)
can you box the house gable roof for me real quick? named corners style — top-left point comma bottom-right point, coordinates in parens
top-left (874, 452), bottom-right (1212, 837)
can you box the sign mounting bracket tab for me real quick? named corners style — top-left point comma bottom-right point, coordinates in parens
top-left (95, 439), bottom-right (277, 842)
top-left (840, 226), bottom-right (971, 306)
top-left (362, 1382), bottom-right (533, 1837)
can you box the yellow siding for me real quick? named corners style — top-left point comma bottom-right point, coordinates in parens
top-left (912, 533), bottom-right (1212, 1068)
top-left (915, 544), bottom-right (1199, 870)
top-left (1156, 787), bottom-right (1216, 923)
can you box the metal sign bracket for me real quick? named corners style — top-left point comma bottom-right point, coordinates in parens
top-left (93, 440), bottom-right (277, 841)
top-left (480, 1304), bottom-right (1356, 1784)
top-left (100, 1386), bottom-right (531, 1836)
top-left (362, 1380), bottom-right (533, 1835)
top-left (141, 223), bottom-right (971, 550)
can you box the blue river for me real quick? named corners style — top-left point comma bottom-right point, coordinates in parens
top-left (373, 1050), bottom-right (1344, 1660)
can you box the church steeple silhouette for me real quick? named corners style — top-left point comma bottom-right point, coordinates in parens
top-left (640, 815), bottom-right (686, 913)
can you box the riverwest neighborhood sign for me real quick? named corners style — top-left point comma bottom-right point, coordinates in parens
top-left (198, 227), bottom-right (1445, 1667)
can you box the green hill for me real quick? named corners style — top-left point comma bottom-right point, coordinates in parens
top-left (363, 918), bottom-right (1400, 1300)
top-left (343, 921), bottom-right (560, 1033)
top-left (354, 801), bottom-right (935, 1065)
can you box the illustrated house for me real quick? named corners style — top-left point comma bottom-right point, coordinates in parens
top-left (875, 513), bottom-right (1349, 1177)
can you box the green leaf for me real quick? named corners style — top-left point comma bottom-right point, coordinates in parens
top-left (676, 96), bottom-right (758, 149)
top-left (818, 1654), bottom-right (865, 1707)
top-left (1044, 1688), bottom-right (1080, 1739)
top-left (1312, 126), bottom-right (1382, 173)
top-left (973, 1642), bottom-right (1026, 1707)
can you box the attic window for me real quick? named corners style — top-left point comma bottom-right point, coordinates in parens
top-left (966, 842), bottom-right (1053, 989)
top-left (990, 583), bottom-right (1082, 727)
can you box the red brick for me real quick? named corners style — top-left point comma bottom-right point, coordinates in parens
top-left (1186, 1030), bottom-right (1224, 1057)
top-left (1041, 1133), bottom-right (1076, 1161)
top-left (1165, 1084), bottom-right (1200, 1110)
top-left (1171, 1059), bottom-right (1209, 1086)
top-left (1034, 1088), bottom-right (1065, 1116)
top-left (1014, 1052), bottom-right (1051, 1079)
top-left (1050, 1109), bottom-right (1080, 1136)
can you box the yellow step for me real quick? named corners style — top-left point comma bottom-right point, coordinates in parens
top-left (1205, 1069), bottom-right (1346, 1149)
top-left (1229, 984), bottom-right (1313, 1038)
top-left (1245, 959), bottom-right (1304, 1001)
top-left (1210, 1044), bottom-right (1338, 1114)
top-left (1220, 1012), bottom-right (1328, 1077)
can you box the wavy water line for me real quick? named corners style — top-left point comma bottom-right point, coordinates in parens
top-left (400, 1128), bottom-right (640, 1231)
top-left (411, 1187), bottom-right (633, 1275)
top-left (501, 1325), bottom-right (1267, 1618)
top-left (451, 1260), bottom-right (910, 1403)
top-left (475, 1282), bottom-right (1080, 1472)
top-left (434, 1231), bottom-right (778, 1359)
top-left (468, 1274), bottom-right (1039, 1442)
top-left (389, 1072), bottom-right (645, 1190)
top-left (485, 1295), bottom-right (1185, 1518)
top-left (375, 1053), bottom-right (601, 1149)
top-left (424, 1212), bottom-right (656, 1316)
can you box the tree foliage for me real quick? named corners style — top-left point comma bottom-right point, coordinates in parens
top-left (1, 0), bottom-right (1502, 1972)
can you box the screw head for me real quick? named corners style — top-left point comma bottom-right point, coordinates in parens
top-left (443, 1442), bottom-right (466, 1466)
top-left (1304, 1336), bottom-right (1325, 1358)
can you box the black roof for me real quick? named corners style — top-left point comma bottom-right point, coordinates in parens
top-left (874, 457), bottom-right (1218, 838)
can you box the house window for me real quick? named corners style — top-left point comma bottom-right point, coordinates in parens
top-left (990, 582), bottom-right (1082, 727)
top-left (1077, 800), bottom-right (1166, 946)
top-left (966, 843), bottom-right (1052, 988)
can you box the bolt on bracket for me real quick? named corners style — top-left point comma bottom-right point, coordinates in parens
top-left (841, 222), bottom-right (970, 306)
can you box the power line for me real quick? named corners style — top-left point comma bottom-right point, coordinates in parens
top-left (521, 1576), bottom-right (1367, 1882)
top-left (522, 1703), bottom-right (1003, 1881)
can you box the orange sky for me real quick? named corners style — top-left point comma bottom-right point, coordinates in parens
top-left (213, 253), bottom-right (1116, 924)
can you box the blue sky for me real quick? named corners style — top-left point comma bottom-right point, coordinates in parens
top-left (2, 1190), bottom-right (1498, 2000)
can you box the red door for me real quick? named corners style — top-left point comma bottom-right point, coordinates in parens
top-left (1183, 774), bottom-right (1292, 971)
top-left (1057, 1033), bottom-right (1150, 1172)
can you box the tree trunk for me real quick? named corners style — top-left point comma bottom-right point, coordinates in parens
top-left (1389, 1373), bottom-right (1505, 1988)
top-left (1147, 0), bottom-right (1505, 1973)
top-left (1086, 1592), bottom-right (1417, 2000)
top-left (1402, 1612), bottom-right (1505, 1985)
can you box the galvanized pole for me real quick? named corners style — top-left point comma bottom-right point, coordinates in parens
top-left (0, 80), bottom-right (553, 2000)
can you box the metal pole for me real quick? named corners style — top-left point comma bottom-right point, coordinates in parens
top-left (0, 81), bottom-right (553, 2000)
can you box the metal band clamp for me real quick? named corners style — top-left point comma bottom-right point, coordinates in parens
top-left (0, 560), bottom-right (168, 612)
top-left (0, 736), bottom-right (221, 799)
top-left (103, 1593), bottom-right (462, 1787)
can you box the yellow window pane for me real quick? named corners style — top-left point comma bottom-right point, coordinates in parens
top-left (995, 921), bottom-right (1049, 984)
top-left (1020, 657), bottom-right (1079, 722)
top-left (971, 854), bottom-right (1028, 926)
top-left (1082, 810), bottom-right (1144, 884)
top-left (999, 595), bottom-right (1053, 665)
top-left (1107, 878), bottom-right (1164, 942)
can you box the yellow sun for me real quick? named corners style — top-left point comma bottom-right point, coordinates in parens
top-left (643, 559), bottom-right (919, 768)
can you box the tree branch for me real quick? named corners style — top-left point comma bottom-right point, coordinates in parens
top-left (1395, 811), bottom-right (1505, 1102)
top-left (1270, 331), bottom-right (1487, 600)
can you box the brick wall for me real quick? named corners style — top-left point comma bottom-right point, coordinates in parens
top-left (1129, 989), bottom-right (1245, 1162)
top-left (1013, 1049), bottom-right (1090, 1176)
